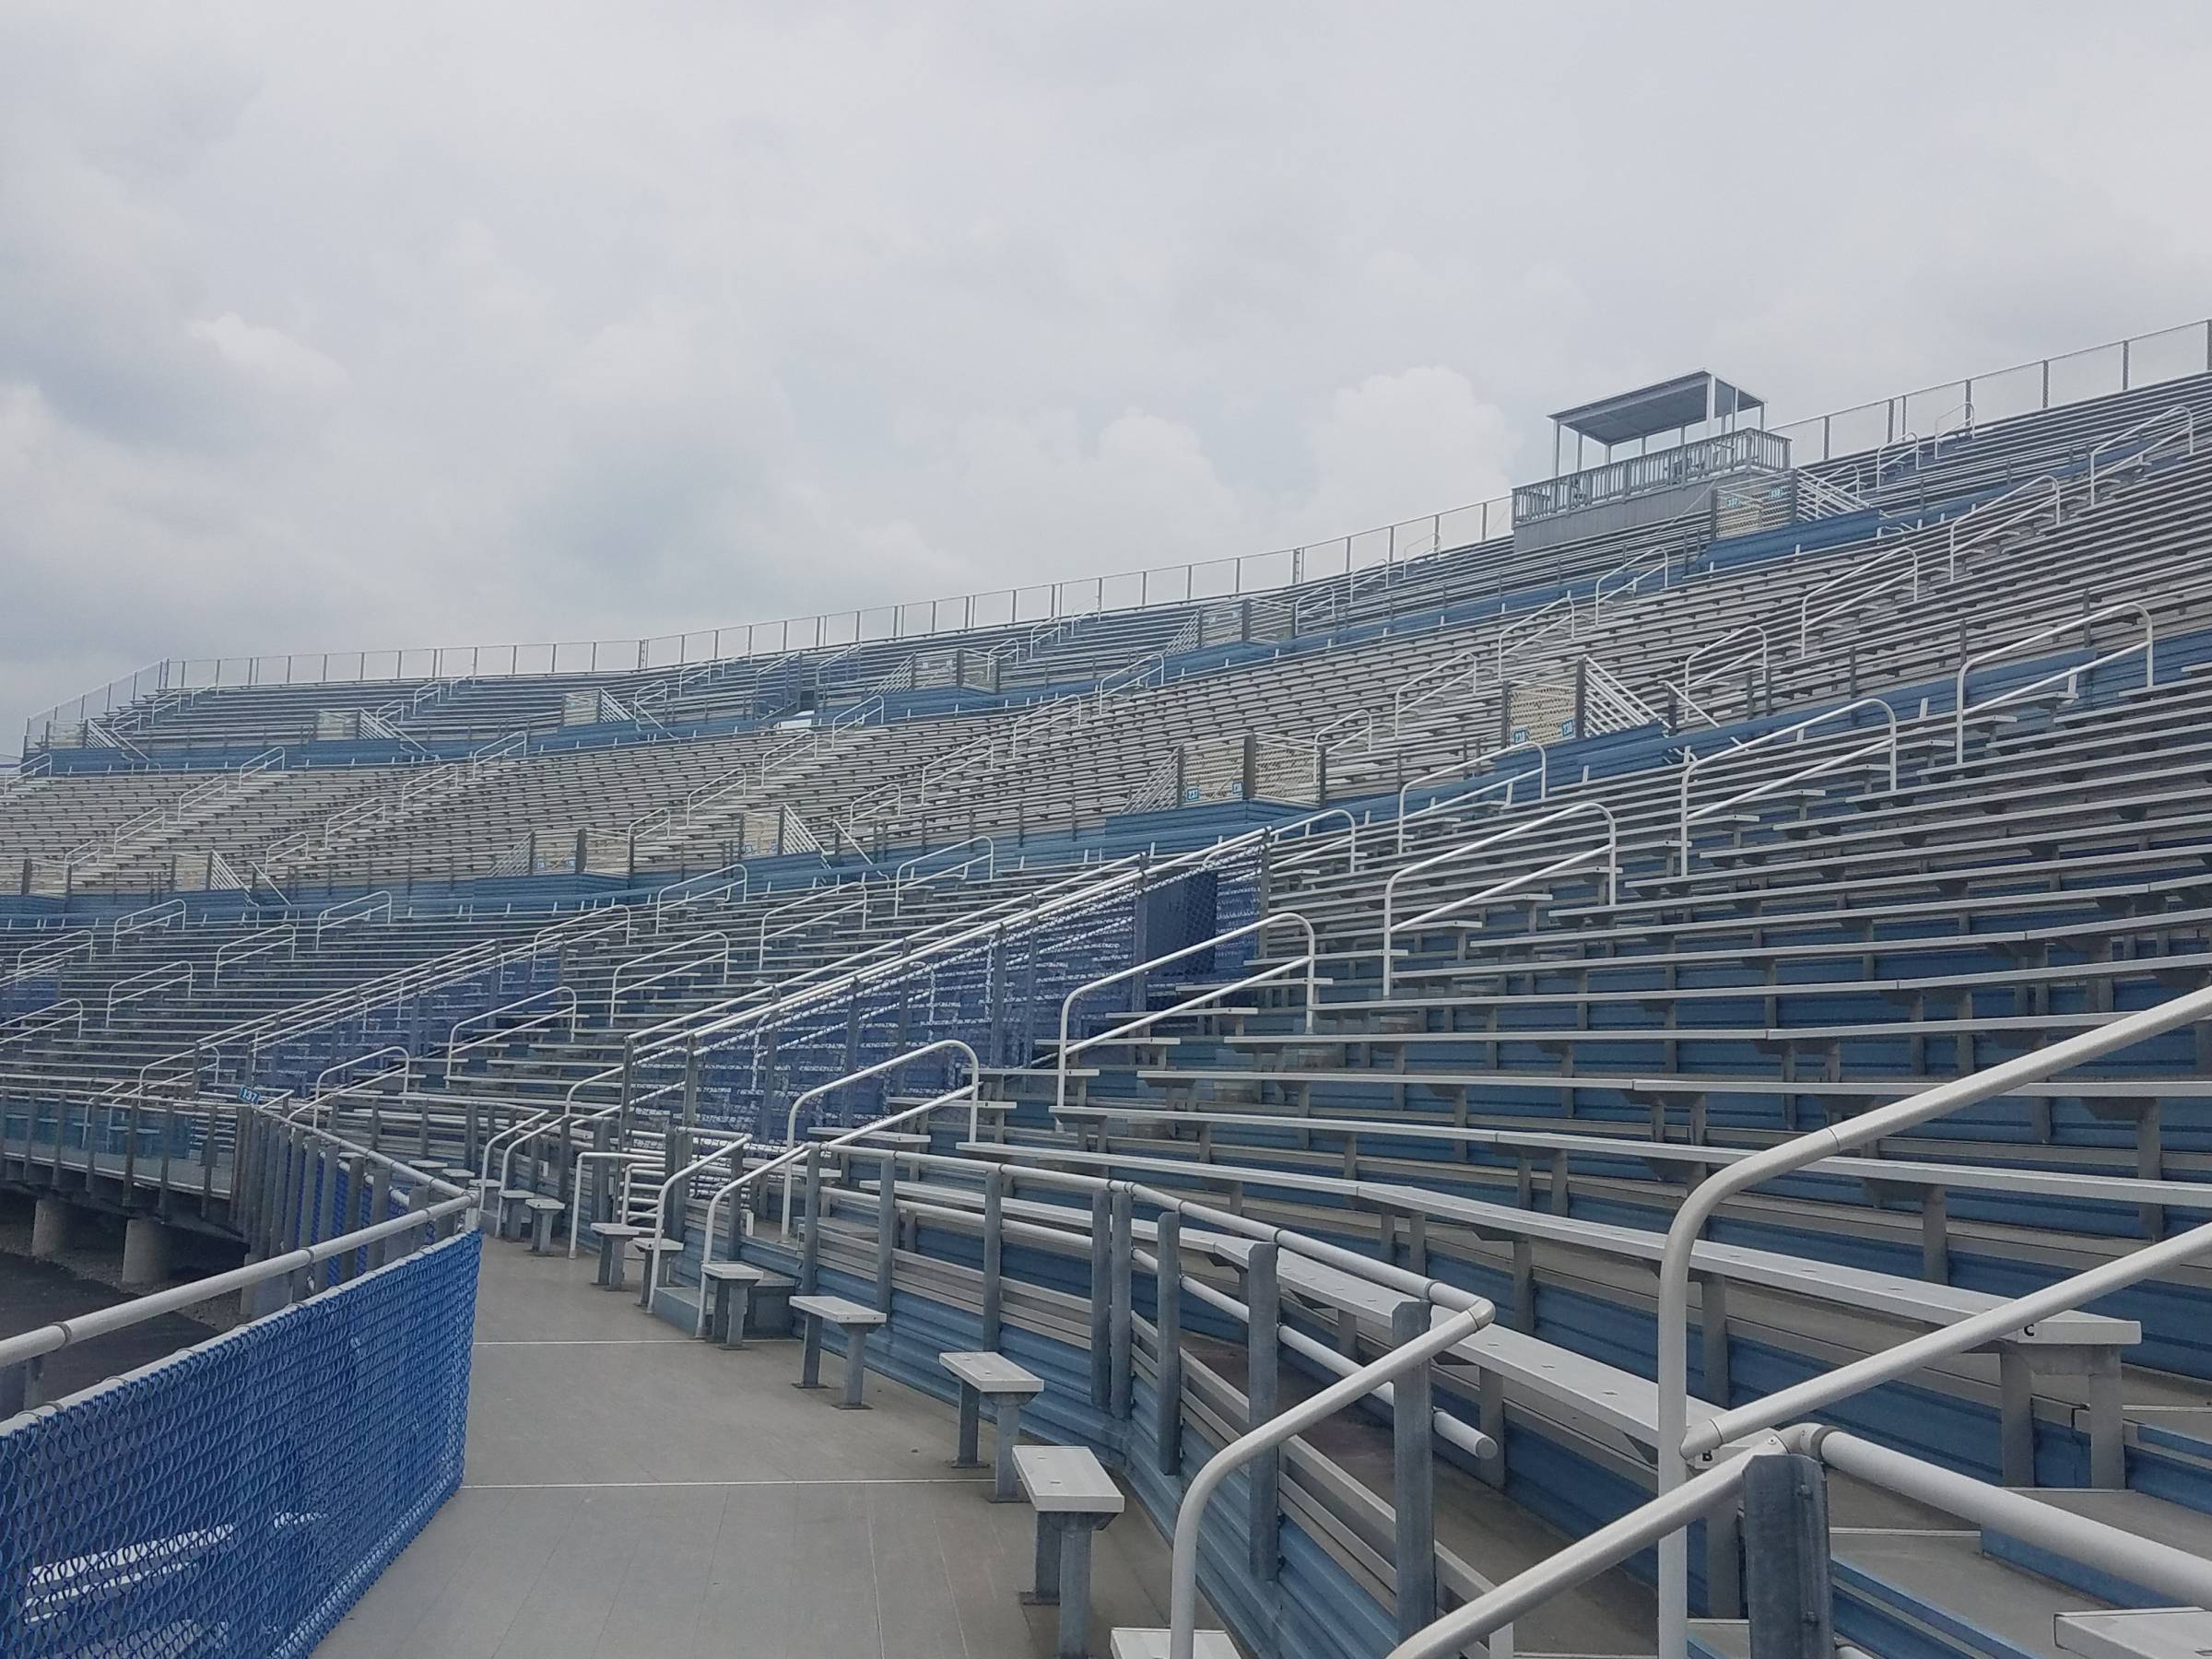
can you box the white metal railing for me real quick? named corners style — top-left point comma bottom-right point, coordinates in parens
top-left (607, 934), bottom-right (733, 1014)
top-left (1677, 696), bottom-right (1900, 872)
top-left (1054, 913), bottom-right (1319, 1112)
top-left (1796, 538), bottom-right (1924, 654)
top-left (312, 1045), bottom-right (414, 1102)
top-left (2088, 403), bottom-right (2194, 492)
top-left (1394, 740), bottom-right (1545, 854)
top-left (1591, 543), bottom-right (1671, 618)
top-left (2, 934), bottom-right (95, 993)
top-left (445, 985), bottom-right (580, 1074)
top-left (1945, 472), bottom-right (2065, 579)
top-left (1648, 977), bottom-right (2212, 1659)
top-left (892, 837), bottom-right (995, 915)
top-left (0, 1000), bottom-right (85, 1049)
top-left (1952, 600), bottom-right (2155, 762)
top-left (1391, 649), bottom-right (1486, 737)
top-left (1794, 470), bottom-right (1869, 518)
top-left (213, 924), bottom-right (297, 986)
top-left (313, 891), bottom-right (392, 950)
top-left (1381, 802), bottom-right (1618, 994)
top-left (105, 961), bottom-right (194, 1025)
top-left (112, 900), bottom-right (187, 944)
top-left (1675, 625), bottom-right (1770, 731)
top-left (652, 864), bottom-right (749, 930)
top-left (1495, 594), bottom-right (1580, 679)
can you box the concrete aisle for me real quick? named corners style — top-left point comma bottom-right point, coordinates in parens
top-left (319, 1242), bottom-right (1185, 1659)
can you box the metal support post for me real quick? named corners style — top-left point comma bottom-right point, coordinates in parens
top-left (1155, 1210), bottom-right (1183, 1476)
top-left (981, 1167), bottom-right (1005, 1347)
top-left (800, 1147), bottom-right (823, 1297)
top-left (1245, 1241), bottom-right (1281, 1581)
top-left (1742, 1452), bottom-right (1830, 1659)
top-left (1088, 1188), bottom-right (1112, 1407)
top-left (1391, 1297), bottom-right (1438, 1638)
top-left (1109, 1187), bottom-right (1134, 1419)
top-left (875, 1153), bottom-right (898, 1316)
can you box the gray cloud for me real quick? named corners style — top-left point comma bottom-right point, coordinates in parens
top-left (5, 0), bottom-right (2211, 740)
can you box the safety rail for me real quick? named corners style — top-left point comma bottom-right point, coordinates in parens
top-left (1946, 471), bottom-right (2065, 578)
top-left (445, 985), bottom-right (580, 1074)
top-left (1269, 805), bottom-right (1364, 873)
top-left (1795, 537), bottom-right (1923, 653)
top-left (313, 890), bottom-right (392, 949)
top-left (1394, 739), bottom-right (1545, 854)
top-left (112, 899), bottom-right (188, 943)
top-left (652, 862), bottom-right (749, 929)
top-left (0, 999), bottom-right (85, 1048)
top-left (1312, 707), bottom-right (1373, 757)
top-left (1677, 695), bottom-right (1900, 872)
top-left (1157, 1307), bottom-right (1492, 1659)
top-left (1952, 599), bottom-right (2155, 762)
top-left (1055, 913), bottom-right (1319, 1112)
top-left (1390, 648), bottom-right (1486, 737)
top-left (312, 1045), bottom-right (415, 1102)
top-left (1794, 469), bottom-right (1869, 518)
top-left (1590, 543), bottom-right (1670, 618)
top-left (211, 924), bottom-right (300, 986)
top-left (104, 961), bottom-right (194, 1026)
top-left (533, 905), bottom-right (634, 957)
top-left (2088, 403), bottom-right (2195, 492)
top-left (1496, 594), bottom-right (1579, 678)
top-left (1580, 655), bottom-right (1659, 731)
top-left (633, 1133), bottom-right (753, 1302)
top-left (1381, 800), bottom-right (1618, 994)
top-left (0, 933), bottom-right (95, 994)
top-left (1673, 623), bottom-right (1769, 730)
top-left (1647, 976), bottom-right (2212, 1659)
top-left (891, 836), bottom-right (995, 914)
top-left (606, 933), bottom-right (732, 1012)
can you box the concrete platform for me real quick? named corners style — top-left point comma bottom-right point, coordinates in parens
top-left (317, 1242), bottom-right (1190, 1658)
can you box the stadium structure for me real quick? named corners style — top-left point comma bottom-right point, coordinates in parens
top-left (6, 321), bottom-right (2212, 1659)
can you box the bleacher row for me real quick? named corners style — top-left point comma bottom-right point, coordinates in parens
top-left (11, 363), bottom-right (2212, 1659)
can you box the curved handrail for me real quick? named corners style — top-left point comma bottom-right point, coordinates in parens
top-left (1677, 695), bottom-right (1899, 872)
top-left (445, 985), bottom-right (579, 1074)
top-left (1946, 471), bottom-right (2064, 579)
top-left (105, 960), bottom-right (194, 1025)
top-left (311, 1045), bottom-right (413, 1103)
top-left (1056, 914), bottom-right (1318, 1114)
top-left (638, 1134), bottom-right (752, 1303)
top-left (607, 932), bottom-right (732, 1013)
top-left (1952, 599), bottom-right (2155, 762)
top-left (112, 899), bottom-right (188, 944)
top-left (313, 890), bottom-right (392, 951)
top-left (1382, 802), bottom-right (1617, 995)
top-left (213, 924), bottom-right (296, 986)
top-left (1649, 976), bottom-right (2212, 1659)
top-left (1394, 739), bottom-right (1544, 854)
top-left (653, 863), bottom-right (749, 930)
top-left (695, 1083), bottom-right (982, 1335)
top-left (1162, 1306), bottom-right (1490, 1659)
top-left (891, 836), bottom-right (996, 915)
top-left (2088, 404), bottom-right (2194, 492)
top-left (774, 1039), bottom-right (984, 1229)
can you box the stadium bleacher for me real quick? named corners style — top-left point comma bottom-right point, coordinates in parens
top-left (11, 327), bottom-right (2212, 1659)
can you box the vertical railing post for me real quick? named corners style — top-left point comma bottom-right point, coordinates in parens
top-left (1245, 1241), bottom-right (1281, 1581)
top-left (981, 1166), bottom-right (1005, 1347)
top-left (1088, 1188), bottom-right (1112, 1407)
top-left (799, 1146), bottom-right (823, 1296)
top-left (875, 1151), bottom-right (898, 1317)
top-left (1109, 1187), bottom-right (1134, 1419)
top-left (1391, 1297), bottom-right (1438, 1636)
top-left (1153, 1210), bottom-right (1183, 1476)
top-left (1742, 1452), bottom-right (1832, 1659)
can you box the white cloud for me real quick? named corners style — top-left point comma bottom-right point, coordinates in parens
top-left (5, 0), bottom-right (2212, 742)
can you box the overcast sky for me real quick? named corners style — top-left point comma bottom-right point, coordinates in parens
top-left (6, 2), bottom-right (2211, 744)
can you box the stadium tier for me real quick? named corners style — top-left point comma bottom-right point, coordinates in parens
top-left (10, 328), bottom-right (2212, 1659)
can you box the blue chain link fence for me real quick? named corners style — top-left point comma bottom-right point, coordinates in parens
top-left (0, 1227), bottom-right (480, 1657)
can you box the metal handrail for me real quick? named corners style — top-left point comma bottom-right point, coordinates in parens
top-left (212, 924), bottom-right (297, 986)
top-left (694, 1083), bottom-right (983, 1334)
top-left (313, 890), bottom-right (392, 950)
top-left (1592, 543), bottom-right (1670, 617)
top-left (607, 932), bottom-right (732, 1012)
top-left (312, 1045), bottom-right (414, 1102)
top-left (105, 961), bottom-right (194, 1025)
top-left (1161, 1306), bottom-right (1491, 1659)
top-left (892, 837), bottom-right (996, 915)
top-left (112, 899), bottom-right (187, 943)
top-left (1649, 977), bottom-right (2212, 1659)
top-left (772, 1039), bottom-right (985, 1231)
top-left (1674, 624), bottom-right (1768, 724)
top-left (653, 863), bottom-right (749, 930)
top-left (1677, 695), bottom-right (1899, 872)
top-left (2088, 404), bottom-right (2194, 491)
top-left (1796, 539), bottom-right (1922, 653)
top-left (0, 999), bottom-right (84, 1048)
top-left (1952, 599), bottom-right (2155, 762)
top-left (1390, 649), bottom-right (1484, 737)
top-left (638, 1135), bottom-right (753, 1303)
top-left (445, 985), bottom-right (579, 1073)
top-left (1496, 594), bottom-right (1578, 679)
top-left (1382, 802), bottom-right (1617, 995)
top-left (1945, 471), bottom-right (2064, 579)
top-left (533, 906), bottom-right (634, 956)
top-left (1394, 740), bottom-right (1545, 854)
top-left (1056, 914), bottom-right (1318, 1114)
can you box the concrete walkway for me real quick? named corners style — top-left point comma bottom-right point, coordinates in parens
top-left (319, 1242), bottom-right (1185, 1659)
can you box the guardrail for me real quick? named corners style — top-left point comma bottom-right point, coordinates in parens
top-left (1677, 695), bottom-right (1900, 873)
top-left (1394, 739), bottom-right (1545, 855)
top-left (1381, 800), bottom-right (1618, 995)
top-left (1952, 599), bottom-right (2155, 762)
